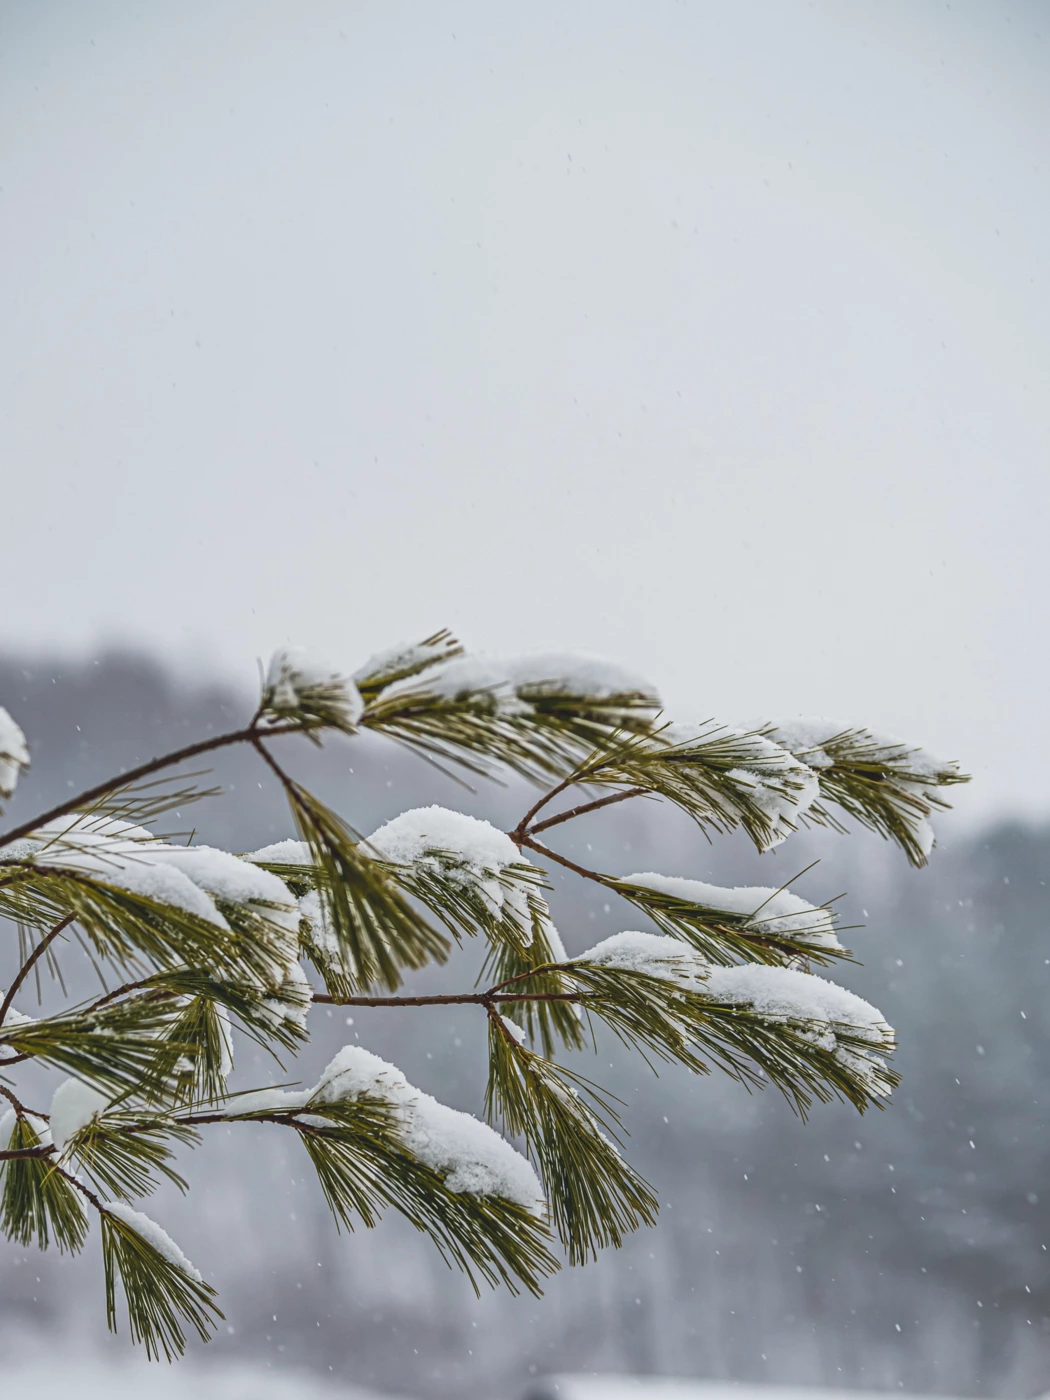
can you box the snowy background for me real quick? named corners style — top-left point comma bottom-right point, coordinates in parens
top-left (1, 654), bottom-right (1048, 1397)
top-left (2, 1), bottom-right (1049, 1397)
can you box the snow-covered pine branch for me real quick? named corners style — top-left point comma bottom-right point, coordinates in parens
top-left (0, 631), bottom-right (968, 1359)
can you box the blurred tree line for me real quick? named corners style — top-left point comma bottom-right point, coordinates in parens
top-left (1, 652), bottom-right (1046, 1399)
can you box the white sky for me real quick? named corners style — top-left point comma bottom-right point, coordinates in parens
top-left (1, 1), bottom-right (1047, 823)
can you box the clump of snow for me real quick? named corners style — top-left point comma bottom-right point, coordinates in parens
top-left (367, 806), bottom-right (521, 872)
top-left (0, 817), bottom-right (301, 985)
top-left (215, 1003), bottom-right (235, 1079)
top-left (1, 818), bottom-right (231, 929)
top-left (375, 656), bottom-right (530, 715)
top-left (911, 818), bottom-right (935, 858)
top-left (228, 1086), bottom-right (311, 1116)
top-left (760, 718), bottom-right (950, 781)
top-left (501, 654), bottom-right (660, 703)
top-left (704, 963), bottom-right (894, 1091)
top-left (757, 719), bottom-right (960, 858)
top-left (50, 1079), bottom-right (111, 1155)
top-left (372, 651), bottom-right (659, 714)
top-left (312, 1045), bottom-right (544, 1213)
top-left (0, 997), bottom-right (32, 1030)
top-left (264, 648), bottom-right (364, 728)
top-left (104, 1201), bottom-right (203, 1281)
top-left (576, 930), bottom-right (708, 989)
top-left (0, 707), bottom-right (29, 798)
top-left (297, 887), bottom-right (338, 959)
top-left (660, 724), bottom-right (821, 850)
top-left (366, 806), bottom-right (546, 945)
top-left (499, 1016), bottom-right (528, 1044)
top-left (248, 840), bottom-right (313, 867)
top-left (354, 637), bottom-right (462, 691)
top-left (260, 961), bottom-right (312, 1033)
top-left (621, 873), bottom-right (842, 951)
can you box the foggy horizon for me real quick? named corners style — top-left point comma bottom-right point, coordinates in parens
top-left (2, 1), bottom-right (1048, 823)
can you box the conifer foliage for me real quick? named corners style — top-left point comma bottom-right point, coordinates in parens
top-left (0, 637), bottom-right (968, 1359)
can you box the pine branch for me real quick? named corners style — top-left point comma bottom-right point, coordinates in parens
top-left (526, 787), bottom-right (649, 836)
top-left (485, 1011), bottom-right (657, 1263)
top-left (253, 739), bottom-right (450, 991)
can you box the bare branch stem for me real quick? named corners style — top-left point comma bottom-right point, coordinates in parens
top-left (527, 786), bottom-right (648, 836)
top-left (311, 990), bottom-right (584, 1009)
top-left (0, 914), bottom-right (76, 1029)
top-left (0, 722), bottom-right (308, 851)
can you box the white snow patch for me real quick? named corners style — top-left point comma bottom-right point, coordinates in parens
top-left (499, 1016), bottom-right (528, 1044)
top-left (265, 649), bottom-right (363, 727)
top-left (367, 806), bottom-right (544, 944)
top-left (0, 997), bottom-right (32, 1030)
top-left (374, 651), bottom-right (658, 713)
top-left (576, 930), bottom-right (707, 988)
top-left (0, 707), bottom-right (29, 798)
top-left (248, 840), bottom-right (313, 866)
top-left (0, 1109), bottom-right (52, 1153)
top-left (660, 724), bottom-right (821, 849)
top-left (50, 1079), bottom-right (111, 1155)
top-left (104, 1201), bottom-right (203, 1281)
top-left (622, 873), bottom-right (841, 951)
top-left (229, 1086), bottom-right (312, 1116)
top-left (312, 1045), bottom-right (544, 1212)
top-left (502, 653), bottom-right (659, 702)
top-left (705, 963), bottom-right (894, 1090)
top-left (1, 819), bottom-right (301, 978)
top-left (760, 718), bottom-right (949, 780)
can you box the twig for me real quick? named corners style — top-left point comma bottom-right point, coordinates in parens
top-left (514, 833), bottom-right (615, 889)
top-left (311, 990), bottom-right (585, 1009)
top-left (0, 914), bottom-right (76, 1029)
top-left (0, 721), bottom-right (307, 851)
top-left (0, 1082), bottom-right (39, 1117)
top-left (509, 774), bottom-right (579, 842)
top-left (56, 1161), bottom-right (107, 1214)
top-left (527, 787), bottom-right (648, 836)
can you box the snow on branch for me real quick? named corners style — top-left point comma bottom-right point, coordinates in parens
top-left (366, 805), bottom-right (552, 947)
top-left (0, 629), bottom-right (967, 1357)
top-left (756, 718), bottom-right (969, 865)
top-left (261, 648), bottom-right (363, 733)
top-left (0, 707), bottom-right (29, 800)
top-left (311, 1045), bottom-right (546, 1214)
top-left (359, 641), bottom-right (661, 781)
top-left (568, 722), bottom-right (821, 854)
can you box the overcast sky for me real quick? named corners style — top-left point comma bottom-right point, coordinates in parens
top-left (1, 1), bottom-right (1047, 823)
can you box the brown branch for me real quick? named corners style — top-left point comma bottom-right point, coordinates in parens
top-left (0, 721), bottom-right (307, 851)
top-left (0, 913), bottom-right (76, 1030)
top-left (0, 1083), bottom-right (54, 1159)
top-left (80, 977), bottom-right (158, 1015)
top-left (528, 787), bottom-right (648, 836)
top-left (509, 774), bottom-right (578, 843)
top-left (311, 990), bottom-right (584, 1009)
top-left (313, 991), bottom-right (488, 1008)
top-left (56, 1161), bottom-right (107, 1214)
top-left (514, 832), bottom-right (615, 889)
top-left (0, 1082), bottom-right (40, 1117)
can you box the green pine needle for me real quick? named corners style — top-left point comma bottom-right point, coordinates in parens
top-left (0, 1117), bottom-right (88, 1252)
top-left (281, 781), bottom-right (450, 991)
top-left (101, 1207), bottom-right (222, 1361)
